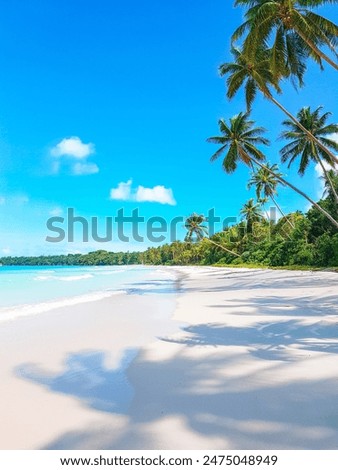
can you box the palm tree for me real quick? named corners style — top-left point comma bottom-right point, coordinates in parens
top-left (220, 46), bottom-right (280, 112)
top-left (233, 0), bottom-right (338, 72)
top-left (280, 106), bottom-right (338, 203)
top-left (184, 213), bottom-right (240, 257)
top-left (208, 112), bottom-right (270, 171)
top-left (240, 198), bottom-right (264, 232)
top-left (248, 163), bottom-right (295, 228)
top-left (184, 213), bottom-right (208, 242)
top-left (220, 47), bottom-right (338, 165)
top-left (207, 112), bottom-right (338, 228)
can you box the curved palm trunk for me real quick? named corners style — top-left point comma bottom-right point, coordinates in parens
top-left (207, 238), bottom-right (240, 257)
top-left (316, 158), bottom-right (338, 204)
top-left (267, 95), bottom-right (338, 166)
top-left (296, 29), bottom-right (338, 71)
top-left (270, 194), bottom-right (295, 229)
top-left (243, 152), bottom-right (338, 229)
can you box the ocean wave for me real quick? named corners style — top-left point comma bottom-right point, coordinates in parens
top-left (0, 290), bottom-right (127, 324)
top-left (94, 270), bottom-right (121, 276)
top-left (153, 268), bottom-right (177, 280)
top-left (34, 274), bottom-right (94, 282)
top-left (58, 274), bottom-right (94, 281)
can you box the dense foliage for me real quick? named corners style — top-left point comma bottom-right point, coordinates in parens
top-left (0, 251), bottom-right (141, 267)
top-left (141, 187), bottom-right (338, 268)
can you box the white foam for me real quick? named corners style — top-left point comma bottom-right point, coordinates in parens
top-left (58, 274), bottom-right (94, 281)
top-left (153, 268), bottom-right (177, 280)
top-left (33, 273), bottom-right (93, 282)
top-left (95, 270), bottom-right (121, 276)
top-left (0, 290), bottom-right (127, 324)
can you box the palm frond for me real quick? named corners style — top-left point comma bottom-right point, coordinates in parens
top-left (270, 25), bottom-right (287, 79)
top-left (209, 144), bottom-right (228, 162)
top-left (231, 21), bottom-right (251, 43)
top-left (244, 78), bottom-right (257, 111)
top-left (318, 136), bottom-right (338, 152)
top-left (223, 143), bottom-right (239, 173)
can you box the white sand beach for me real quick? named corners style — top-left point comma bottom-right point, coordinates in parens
top-left (0, 266), bottom-right (337, 449)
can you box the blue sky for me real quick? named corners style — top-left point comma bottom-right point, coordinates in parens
top-left (0, 0), bottom-right (337, 255)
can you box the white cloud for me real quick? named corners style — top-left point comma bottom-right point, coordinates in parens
top-left (72, 162), bottom-right (99, 176)
top-left (109, 179), bottom-right (176, 205)
top-left (50, 136), bottom-right (99, 175)
top-left (51, 136), bottom-right (95, 159)
top-left (135, 185), bottom-right (176, 205)
top-left (110, 179), bottom-right (132, 201)
top-left (49, 207), bottom-right (63, 217)
top-left (0, 196), bottom-right (5, 205)
top-left (329, 133), bottom-right (338, 144)
top-left (1, 247), bottom-right (11, 255)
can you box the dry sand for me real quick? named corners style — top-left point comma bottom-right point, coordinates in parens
top-left (0, 266), bottom-right (337, 449)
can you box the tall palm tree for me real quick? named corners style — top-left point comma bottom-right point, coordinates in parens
top-left (240, 198), bottom-right (264, 232)
top-left (248, 163), bottom-right (295, 228)
top-left (207, 112), bottom-right (338, 228)
top-left (184, 213), bottom-right (240, 257)
top-left (233, 0), bottom-right (338, 71)
top-left (220, 47), bottom-right (338, 165)
top-left (280, 106), bottom-right (338, 203)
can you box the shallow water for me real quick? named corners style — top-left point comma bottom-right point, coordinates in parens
top-left (0, 265), bottom-right (177, 322)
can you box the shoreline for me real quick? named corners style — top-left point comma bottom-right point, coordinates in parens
top-left (0, 266), bottom-right (337, 449)
top-left (0, 271), bottom-right (180, 450)
top-left (0, 265), bottom-right (177, 324)
top-left (211, 263), bottom-right (338, 273)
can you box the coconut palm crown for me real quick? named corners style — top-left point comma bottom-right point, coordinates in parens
top-left (248, 163), bottom-right (296, 228)
top-left (280, 106), bottom-right (338, 174)
top-left (220, 47), bottom-right (281, 111)
top-left (207, 112), bottom-right (269, 172)
top-left (240, 198), bottom-right (264, 232)
top-left (184, 213), bottom-right (208, 242)
top-left (233, 0), bottom-right (338, 73)
top-left (280, 106), bottom-right (338, 203)
top-left (248, 163), bottom-right (284, 199)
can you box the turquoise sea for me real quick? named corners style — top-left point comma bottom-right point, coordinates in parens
top-left (0, 265), bottom-right (175, 322)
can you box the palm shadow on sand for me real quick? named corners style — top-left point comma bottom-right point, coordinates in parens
top-left (15, 349), bottom-right (138, 414)
top-left (13, 280), bottom-right (338, 450)
top-left (161, 318), bottom-right (338, 361)
top-left (32, 350), bottom-right (338, 450)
